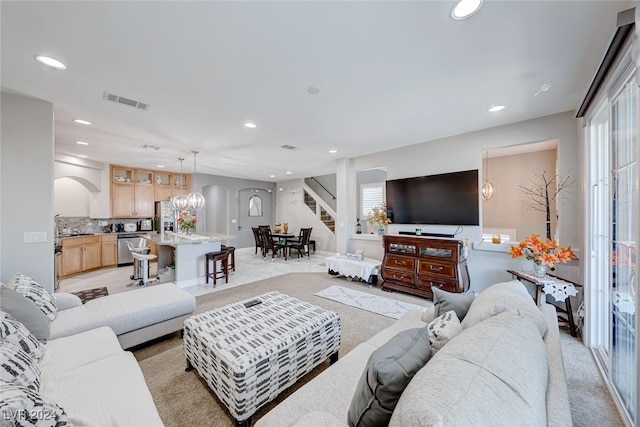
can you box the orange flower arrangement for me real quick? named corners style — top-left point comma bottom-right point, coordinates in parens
top-left (510, 233), bottom-right (575, 269)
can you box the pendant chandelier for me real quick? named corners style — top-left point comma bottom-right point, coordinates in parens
top-left (481, 150), bottom-right (494, 201)
top-left (171, 157), bottom-right (189, 211)
top-left (187, 150), bottom-right (205, 211)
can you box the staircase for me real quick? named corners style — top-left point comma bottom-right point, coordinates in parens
top-left (304, 188), bottom-right (335, 233)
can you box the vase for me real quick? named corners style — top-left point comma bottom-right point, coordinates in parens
top-left (283, 223), bottom-right (289, 234)
top-left (533, 262), bottom-right (546, 278)
top-left (378, 226), bottom-right (385, 236)
top-left (185, 228), bottom-right (192, 235)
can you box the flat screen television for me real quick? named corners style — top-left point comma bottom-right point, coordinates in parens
top-left (385, 169), bottom-right (479, 226)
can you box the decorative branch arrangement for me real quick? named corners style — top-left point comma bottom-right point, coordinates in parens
top-left (517, 170), bottom-right (571, 240)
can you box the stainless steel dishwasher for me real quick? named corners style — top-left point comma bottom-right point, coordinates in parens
top-left (117, 233), bottom-right (146, 266)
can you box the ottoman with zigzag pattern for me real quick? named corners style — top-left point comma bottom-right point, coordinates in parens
top-left (183, 291), bottom-right (341, 426)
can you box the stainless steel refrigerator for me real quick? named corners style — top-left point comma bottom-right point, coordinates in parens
top-left (155, 201), bottom-right (177, 232)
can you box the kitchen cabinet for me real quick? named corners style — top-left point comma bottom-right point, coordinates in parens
top-left (111, 166), bottom-right (156, 217)
top-left (112, 165), bottom-right (192, 210)
top-left (61, 236), bottom-right (102, 277)
top-left (101, 235), bottom-right (117, 267)
top-left (381, 235), bottom-right (469, 299)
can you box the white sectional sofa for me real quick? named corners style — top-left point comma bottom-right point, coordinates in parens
top-left (51, 283), bottom-right (196, 349)
top-left (256, 280), bottom-right (573, 427)
top-left (40, 326), bottom-right (164, 426)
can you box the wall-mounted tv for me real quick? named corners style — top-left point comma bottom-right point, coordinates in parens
top-left (385, 169), bottom-right (479, 226)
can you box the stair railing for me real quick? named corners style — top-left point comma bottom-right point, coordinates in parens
top-left (302, 183), bottom-right (336, 233)
top-left (308, 177), bottom-right (336, 200)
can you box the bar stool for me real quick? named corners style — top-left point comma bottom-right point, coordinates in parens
top-left (131, 252), bottom-right (158, 287)
top-left (206, 250), bottom-right (229, 285)
top-left (221, 245), bottom-right (236, 272)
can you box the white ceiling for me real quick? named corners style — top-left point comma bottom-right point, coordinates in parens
top-left (0, 1), bottom-right (631, 181)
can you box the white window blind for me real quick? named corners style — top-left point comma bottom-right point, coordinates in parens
top-left (361, 183), bottom-right (384, 218)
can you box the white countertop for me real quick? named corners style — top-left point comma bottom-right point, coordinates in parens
top-left (143, 231), bottom-right (235, 247)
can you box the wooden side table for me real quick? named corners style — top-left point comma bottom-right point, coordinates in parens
top-left (507, 270), bottom-right (582, 337)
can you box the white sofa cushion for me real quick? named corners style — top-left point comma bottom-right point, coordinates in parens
top-left (461, 280), bottom-right (547, 336)
top-left (53, 293), bottom-right (82, 311)
top-left (39, 327), bottom-right (123, 378)
top-left (40, 351), bottom-right (164, 426)
top-left (50, 283), bottom-right (195, 341)
top-left (389, 311), bottom-right (548, 427)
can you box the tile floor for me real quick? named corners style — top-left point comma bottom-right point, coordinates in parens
top-left (59, 247), bottom-right (331, 297)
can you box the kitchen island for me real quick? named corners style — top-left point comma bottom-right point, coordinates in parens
top-left (143, 232), bottom-right (235, 288)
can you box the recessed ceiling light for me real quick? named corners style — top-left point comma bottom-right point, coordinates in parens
top-left (73, 119), bottom-right (92, 125)
top-left (307, 86), bottom-right (321, 95)
top-left (488, 105), bottom-right (506, 113)
top-left (329, 149), bottom-right (337, 154)
top-left (34, 55), bottom-right (67, 70)
top-left (75, 141), bottom-right (89, 145)
top-left (157, 165), bottom-right (165, 168)
top-left (450, 0), bottom-right (483, 20)
top-left (286, 171), bottom-right (292, 175)
top-left (77, 154), bottom-right (88, 158)
top-left (244, 122), bottom-right (257, 129)
top-left (269, 174), bottom-right (276, 178)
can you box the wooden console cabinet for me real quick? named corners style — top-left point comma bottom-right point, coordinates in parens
top-left (381, 235), bottom-right (469, 299)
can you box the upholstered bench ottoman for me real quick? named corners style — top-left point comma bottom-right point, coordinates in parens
top-left (183, 291), bottom-right (341, 426)
top-left (50, 283), bottom-right (196, 349)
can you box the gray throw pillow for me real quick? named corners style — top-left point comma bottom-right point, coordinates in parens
top-left (347, 326), bottom-right (431, 427)
top-left (0, 284), bottom-right (50, 341)
top-left (432, 287), bottom-right (475, 321)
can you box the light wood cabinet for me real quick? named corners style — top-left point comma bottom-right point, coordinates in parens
top-left (61, 236), bottom-right (102, 277)
top-left (112, 165), bottom-right (192, 213)
top-left (101, 235), bottom-right (117, 267)
top-left (381, 235), bottom-right (469, 299)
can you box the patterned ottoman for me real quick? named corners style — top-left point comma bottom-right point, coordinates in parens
top-left (183, 291), bottom-right (341, 426)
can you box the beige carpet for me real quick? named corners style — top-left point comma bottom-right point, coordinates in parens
top-left (133, 272), bottom-right (623, 426)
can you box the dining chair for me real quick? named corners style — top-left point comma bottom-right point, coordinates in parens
top-left (259, 227), bottom-right (287, 260)
top-left (288, 227), bottom-right (313, 259)
top-left (251, 227), bottom-right (263, 257)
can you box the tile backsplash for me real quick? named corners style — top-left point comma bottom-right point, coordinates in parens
top-left (54, 217), bottom-right (152, 235)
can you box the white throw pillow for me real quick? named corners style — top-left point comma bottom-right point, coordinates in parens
top-left (0, 342), bottom-right (41, 391)
top-left (427, 310), bottom-right (462, 356)
top-left (0, 383), bottom-right (72, 426)
top-left (9, 273), bottom-right (58, 321)
top-left (0, 312), bottom-right (45, 360)
top-left (53, 293), bottom-right (83, 311)
top-left (421, 305), bottom-right (437, 323)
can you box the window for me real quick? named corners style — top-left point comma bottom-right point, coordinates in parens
top-left (248, 195), bottom-right (262, 217)
top-left (361, 183), bottom-right (384, 218)
top-left (585, 48), bottom-right (637, 424)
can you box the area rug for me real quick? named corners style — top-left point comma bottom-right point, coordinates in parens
top-left (315, 285), bottom-right (428, 319)
top-left (72, 286), bottom-right (109, 304)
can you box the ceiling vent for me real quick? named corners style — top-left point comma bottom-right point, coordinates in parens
top-left (281, 144), bottom-right (297, 150)
top-left (140, 144), bottom-right (160, 150)
top-left (103, 91), bottom-right (150, 111)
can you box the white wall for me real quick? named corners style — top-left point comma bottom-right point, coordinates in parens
top-left (345, 111), bottom-right (581, 293)
top-left (276, 179), bottom-right (337, 252)
top-left (1, 92), bottom-right (55, 290)
top-left (54, 156), bottom-right (110, 218)
top-left (54, 178), bottom-right (91, 217)
top-left (483, 148), bottom-right (558, 241)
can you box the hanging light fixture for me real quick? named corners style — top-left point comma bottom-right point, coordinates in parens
top-left (481, 150), bottom-right (494, 200)
top-left (187, 150), bottom-right (205, 211)
top-left (171, 158), bottom-right (189, 211)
